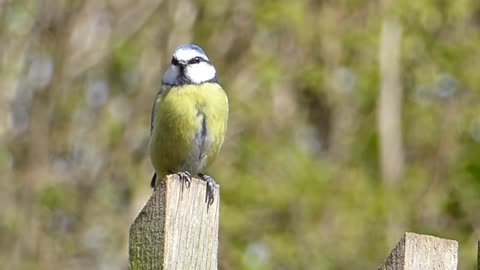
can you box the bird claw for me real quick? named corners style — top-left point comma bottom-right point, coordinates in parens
top-left (176, 171), bottom-right (192, 190)
top-left (198, 173), bottom-right (217, 206)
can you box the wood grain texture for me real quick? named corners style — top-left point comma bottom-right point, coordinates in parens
top-left (378, 232), bottom-right (458, 270)
top-left (129, 175), bottom-right (219, 270)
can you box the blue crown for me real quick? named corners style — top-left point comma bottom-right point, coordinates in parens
top-left (175, 44), bottom-right (206, 56)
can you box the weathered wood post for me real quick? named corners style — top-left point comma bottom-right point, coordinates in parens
top-left (378, 232), bottom-right (458, 270)
top-left (129, 175), bottom-right (220, 270)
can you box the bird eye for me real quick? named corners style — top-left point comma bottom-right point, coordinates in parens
top-left (189, 57), bottom-right (201, 64)
top-left (171, 57), bottom-right (179, 66)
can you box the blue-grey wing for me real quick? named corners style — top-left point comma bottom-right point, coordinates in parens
top-left (150, 86), bottom-right (167, 135)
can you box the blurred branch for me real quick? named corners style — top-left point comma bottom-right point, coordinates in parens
top-left (378, 18), bottom-right (404, 184)
top-left (66, 0), bottom-right (164, 78)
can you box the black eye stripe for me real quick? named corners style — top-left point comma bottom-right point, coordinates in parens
top-left (188, 57), bottom-right (203, 64)
top-left (171, 56), bottom-right (209, 66)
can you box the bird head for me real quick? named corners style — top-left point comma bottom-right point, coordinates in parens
top-left (162, 44), bottom-right (217, 86)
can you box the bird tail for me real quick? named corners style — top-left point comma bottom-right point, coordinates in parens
top-left (150, 172), bottom-right (157, 188)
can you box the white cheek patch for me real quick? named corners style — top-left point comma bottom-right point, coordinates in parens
top-left (174, 48), bottom-right (209, 62)
top-left (185, 62), bottom-right (216, 84)
top-left (162, 65), bottom-right (179, 84)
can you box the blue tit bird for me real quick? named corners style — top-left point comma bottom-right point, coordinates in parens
top-left (149, 44), bottom-right (229, 205)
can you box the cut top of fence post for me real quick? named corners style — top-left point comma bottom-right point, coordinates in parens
top-left (378, 232), bottom-right (458, 270)
top-left (129, 175), bottom-right (220, 270)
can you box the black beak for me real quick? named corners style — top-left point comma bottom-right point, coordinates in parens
top-left (178, 61), bottom-right (187, 70)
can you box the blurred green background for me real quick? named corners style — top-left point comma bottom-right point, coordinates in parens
top-left (1, 0), bottom-right (480, 269)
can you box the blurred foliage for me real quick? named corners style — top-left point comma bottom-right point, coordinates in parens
top-left (0, 0), bottom-right (480, 269)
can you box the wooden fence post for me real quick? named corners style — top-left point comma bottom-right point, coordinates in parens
top-left (129, 175), bottom-right (220, 270)
top-left (378, 232), bottom-right (458, 270)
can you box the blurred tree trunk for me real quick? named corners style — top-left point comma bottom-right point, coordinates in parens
top-left (378, 15), bottom-right (407, 250)
top-left (378, 18), bottom-right (404, 184)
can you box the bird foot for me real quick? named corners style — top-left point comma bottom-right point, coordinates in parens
top-left (198, 173), bottom-right (217, 205)
top-left (176, 171), bottom-right (192, 190)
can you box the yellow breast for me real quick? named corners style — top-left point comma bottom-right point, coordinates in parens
top-left (149, 83), bottom-right (229, 177)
